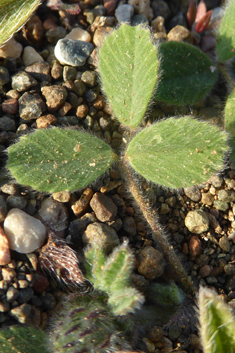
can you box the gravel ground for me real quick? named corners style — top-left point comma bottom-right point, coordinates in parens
top-left (0, 0), bottom-right (232, 352)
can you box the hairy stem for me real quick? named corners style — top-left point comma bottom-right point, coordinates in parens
top-left (218, 62), bottom-right (235, 92)
top-left (121, 156), bottom-right (196, 297)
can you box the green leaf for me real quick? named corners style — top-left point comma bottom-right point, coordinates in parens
top-left (216, 1), bottom-right (235, 61)
top-left (225, 88), bottom-right (235, 135)
top-left (199, 287), bottom-right (235, 353)
top-left (84, 245), bottom-right (106, 286)
top-left (7, 127), bottom-right (116, 193)
top-left (0, 0), bottom-right (41, 47)
top-left (99, 24), bottom-right (158, 127)
top-left (126, 117), bottom-right (228, 189)
top-left (0, 325), bottom-right (47, 353)
top-left (108, 287), bottom-right (144, 316)
top-left (155, 41), bottom-right (217, 105)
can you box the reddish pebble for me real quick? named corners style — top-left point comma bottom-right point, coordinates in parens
top-left (189, 235), bottom-right (202, 257)
top-left (2, 98), bottom-right (18, 114)
top-left (33, 271), bottom-right (50, 293)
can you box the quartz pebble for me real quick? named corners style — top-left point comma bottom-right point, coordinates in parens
top-left (82, 222), bottom-right (120, 253)
top-left (115, 4), bottom-right (134, 23)
top-left (0, 226), bottom-right (11, 265)
top-left (185, 210), bottom-right (210, 234)
top-left (65, 28), bottom-right (91, 42)
top-left (3, 208), bottom-right (46, 254)
top-left (22, 46), bottom-right (44, 67)
top-left (54, 39), bottom-right (94, 67)
top-left (0, 38), bottom-right (23, 59)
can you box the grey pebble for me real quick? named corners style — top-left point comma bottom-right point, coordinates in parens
top-left (38, 197), bottom-right (68, 232)
top-left (63, 66), bottom-right (77, 81)
top-left (184, 186), bottom-right (201, 202)
top-left (81, 70), bottom-right (97, 87)
top-left (25, 62), bottom-right (51, 82)
top-left (84, 89), bottom-right (97, 103)
top-left (122, 216), bottom-right (137, 236)
top-left (206, 276), bottom-right (218, 284)
top-left (17, 287), bottom-right (34, 304)
top-left (46, 26), bottom-right (67, 44)
top-left (82, 222), bottom-right (120, 253)
top-left (57, 116), bottom-right (78, 126)
top-left (185, 209), bottom-right (209, 234)
top-left (131, 14), bottom-right (149, 25)
top-left (218, 189), bottom-right (235, 202)
top-left (19, 92), bottom-right (46, 120)
top-left (115, 4), bottom-right (134, 23)
top-left (55, 39), bottom-right (94, 67)
top-left (68, 213), bottom-right (97, 244)
top-left (0, 67), bottom-right (10, 85)
top-left (12, 71), bottom-right (37, 92)
top-left (90, 192), bottom-right (117, 222)
top-left (72, 79), bottom-right (87, 96)
top-left (0, 195), bottom-right (7, 222)
top-left (6, 195), bottom-right (27, 210)
top-left (0, 116), bottom-right (16, 131)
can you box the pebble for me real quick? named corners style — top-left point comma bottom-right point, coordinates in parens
top-left (128, 0), bottom-right (153, 20)
top-left (3, 208), bottom-right (46, 254)
top-left (6, 195), bottom-right (27, 210)
top-left (25, 62), bottom-right (51, 82)
top-left (189, 235), bottom-right (202, 257)
top-left (115, 4), bottom-right (134, 23)
top-left (10, 303), bottom-right (41, 326)
top-left (6, 287), bottom-right (20, 302)
top-left (0, 116), bottom-right (15, 131)
top-left (63, 66), bottom-right (77, 81)
top-left (22, 46), bottom-right (44, 67)
top-left (213, 200), bottom-right (229, 211)
top-left (54, 39), bottom-right (94, 67)
top-left (51, 61), bottom-right (63, 80)
top-left (90, 192), bottom-right (117, 222)
top-left (72, 188), bottom-right (93, 217)
top-left (2, 268), bottom-right (16, 282)
top-left (2, 98), bottom-right (18, 115)
top-left (167, 25), bottom-right (193, 43)
top-left (224, 263), bottom-right (235, 276)
top-left (160, 203), bottom-right (170, 214)
top-left (138, 246), bottom-right (165, 280)
top-left (19, 92), bottom-right (46, 120)
top-left (0, 38), bottom-right (23, 59)
top-left (122, 216), bottom-right (137, 235)
top-left (12, 71), bottom-right (38, 92)
top-left (93, 26), bottom-right (113, 47)
top-left (209, 174), bottom-right (224, 188)
top-left (0, 67), bottom-right (10, 85)
top-left (52, 191), bottom-right (70, 203)
top-left (185, 210), bottom-right (210, 234)
top-left (36, 114), bottom-right (57, 128)
top-left (17, 287), bottom-right (34, 304)
top-left (45, 26), bottom-right (67, 44)
top-left (82, 222), bottom-right (120, 253)
top-left (81, 70), bottom-right (97, 86)
top-left (0, 227), bottom-right (11, 265)
top-left (219, 236), bottom-right (230, 252)
top-left (218, 189), bottom-right (235, 202)
top-left (0, 196), bottom-right (7, 222)
top-left (184, 186), bottom-right (201, 202)
top-left (152, 0), bottom-right (171, 19)
top-left (201, 192), bottom-right (214, 205)
top-left (68, 213), bottom-right (97, 244)
top-left (199, 264), bottom-right (212, 277)
top-left (38, 197), bottom-right (68, 232)
top-left (41, 85), bottom-right (68, 112)
top-left (65, 28), bottom-right (91, 42)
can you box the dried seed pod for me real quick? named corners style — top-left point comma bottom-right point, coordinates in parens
top-left (39, 231), bottom-right (92, 292)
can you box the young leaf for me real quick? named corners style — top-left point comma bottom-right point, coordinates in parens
top-left (126, 117), bottom-right (228, 189)
top-left (0, 325), bottom-right (47, 353)
top-left (155, 41), bottom-right (217, 105)
top-left (224, 88), bottom-right (235, 166)
top-left (108, 287), bottom-right (144, 316)
top-left (84, 245), bottom-right (106, 287)
top-left (99, 24), bottom-right (158, 127)
top-left (199, 287), bottom-right (235, 353)
top-left (7, 127), bottom-right (116, 193)
top-left (0, 0), bottom-right (41, 47)
top-left (216, 0), bottom-right (235, 62)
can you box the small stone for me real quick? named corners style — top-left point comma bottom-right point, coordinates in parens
top-left (152, 0), bottom-right (170, 19)
top-left (199, 264), bottom-right (212, 277)
top-left (90, 192), bottom-right (117, 222)
top-left (165, 196), bottom-right (176, 207)
top-left (6, 287), bottom-right (19, 302)
top-left (1, 268), bottom-right (16, 282)
top-left (33, 271), bottom-right (50, 293)
top-left (0, 116), bottom-right (15, 131)
top-left (224, 263), bottom-right (235, 276)
top-left (201, 192), bottom-right (214, 205)
top-left (63, 66), bottom-right (77, 81)
top-left (219, 236), bottom-right (230, 252)
top-left (65, 28), bottom-right (91, 42)
top-left (6, 195), bottom-right (27, 210)
top-left (10, 303), bottom-right (41, 326)
top-left (18, 280), bottom-right (30, 289)
top-left (76, 104), bottom-right (89, 119)
top-left (218, 189), bottom-right (235, 202)
top-left (22, 46), bottom-right (44, 66)
top-left (138, 246), bottom-right (165, 280)
top-left (38, 197), bottom-right (68, 232)
top-left (209, 174), bottom-right (223, 188)
top-left (72, 188), bottom-right (93, 217)
top-left (0, 196), bottom-right (7, 222)
top-left (167, 25), bottom-right (193, 43)
top-left (115, 4), bottom-right (134, 23)
top-left (0, 300), bottom-right (10, 312)
top-left (128, 0), bottom-right (153, 20)
top-left (151, 16), bottom-right (166, 33)
top-left (12, 71), bottom-right (37, 92)
top-left (185, 210), bottom-right (209, 234)
top-left (51, 61), bottom-right (63, 80)
top-left (54, 39), bottom-right (94, 67)
top-left (160, 203), bottom-right (170, 214)
top-left (82, 222), bottom-right (120, 253)
top-left (68, 213), bottom-right (97, 244)
top-left (58, 102), bottom-right (72, 116)
top-left (25, 61), bottom-right (51, 82)
top-left (214, 200), bottom-right (229, 211)
top-left (189, 235), bottom-right (202, 257)
top-left (2, 98), bottom-right (18, 115)
top-left (36, 114), bottom-right (57, 128)
top-left (0, 226), bottom-right (11, 265)
top-left (0, 38), bottom-right (22, 59)
top-left (3, 208), bottom-right (46, 254)
top-left (19, 92), bottom-right (46, 120)
top-left (81, 70), bottom-right (97, 86)
top-left (93, 26), bottom-right (113, 47)
top-left (41, 85), bottom-right (68, 112)
top-left (122, 216), bottom-right (137, 235)
top-left (0, 67), bottom-right (10, 85)
top-left (52, 191), bottom-right (70, 203)
top-left (184, 186), bottom-right (201, 202)
top-left (17, 287), bottom-right (34, 304)
top-left (46, 26), bottom-right (67, 44)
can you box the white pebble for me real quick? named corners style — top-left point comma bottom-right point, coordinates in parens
top-left (4, 208), bottom-right (46, 254)
top-left (0, 226), bottom-right (11, 265)
top-left (0, 38), bottom-right (23, 59)
top-left (65, 28), bottom-right (91, 42)
top-left (22, 46), bottom-right (44, 67)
